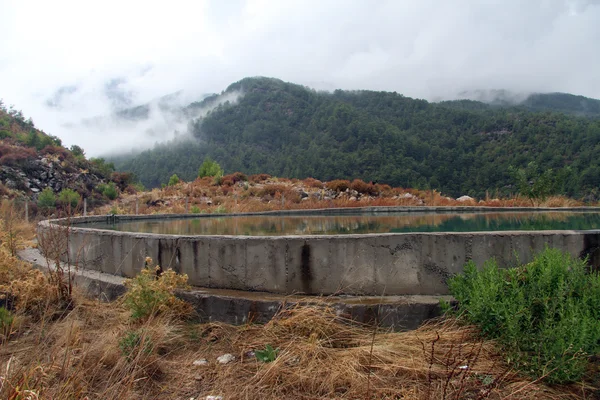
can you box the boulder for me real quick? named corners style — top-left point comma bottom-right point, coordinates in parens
top-left (457, 195), bottom-right (474, 202)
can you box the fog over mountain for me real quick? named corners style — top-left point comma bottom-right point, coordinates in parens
top-left (1, 0), bottom-right (599, 155)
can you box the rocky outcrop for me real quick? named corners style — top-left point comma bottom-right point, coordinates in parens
top-left (0, 156), bottom-right (105, 199)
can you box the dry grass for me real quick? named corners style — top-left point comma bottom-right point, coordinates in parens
top-left (0, 296), bottom-right (593, 400)
top-left (0, 213), bottom-right (595, 399)
top-left (96, 175), bottom-right (592, 216)
top-left (1, 183), bottom-right (592, 398)
top-left (186, 305), bottom-right (592, 400)
top-left (540, 196), bottom-right (584, 208)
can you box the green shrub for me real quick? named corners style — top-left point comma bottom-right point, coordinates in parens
top-left (58, 188), bottom-right (80, 209)
top-left (198, 157), bottom-right (223, 179)
top-left (190, 205), bottom-right (201, 214)
top-left (123, 260), bottom-right (191, 320)
top-left (89, 157), bottom-right (115, 178)
top-left (449, 248), bottom-right (600, 384)
top-left (167, 174), bottom-right (180, 186)
top-left (69, 145), bottom-right (85, 157)
top-left (98, 182), bottom-right (118, 200)
top-left (37, 188), bottom-right (56, 210)
top-left (119, 330), bottom-right (153, 361)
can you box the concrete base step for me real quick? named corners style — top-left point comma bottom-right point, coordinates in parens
top-left (18, 247), bottom-right (451, 330)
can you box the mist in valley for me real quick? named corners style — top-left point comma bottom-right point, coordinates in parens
top-left (1, 0), bottom-right (599, 155)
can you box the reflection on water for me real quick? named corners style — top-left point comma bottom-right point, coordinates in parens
top-left (89, 211), bottom-right (600, 236)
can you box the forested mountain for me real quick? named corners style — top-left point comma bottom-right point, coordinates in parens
top-left (452, 90), bottom-right (600, 117)
top-left (112, 77), bottom-right (600, 199)
top-left (519, 92), bottom-right (600, 117)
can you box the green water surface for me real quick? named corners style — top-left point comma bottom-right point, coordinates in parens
top-left (89, 211), bottom-right (600, 236)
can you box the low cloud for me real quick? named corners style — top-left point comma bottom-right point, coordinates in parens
top-left (59, 89), bottom-right (243, 156)
top-left (1, 0), bottom-right (599, 155)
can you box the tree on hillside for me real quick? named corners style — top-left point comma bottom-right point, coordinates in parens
top-left (70, 145), bottom-right (85, 157)
top-left (198, 158), bottom-right (223, 179)
top-left (168, 174), bottom-right (180, 186)
top-left (509, 162), bottom-right (556, 205)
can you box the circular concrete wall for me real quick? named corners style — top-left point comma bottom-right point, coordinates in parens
top-left (38, 207), bottom-right (600, 296)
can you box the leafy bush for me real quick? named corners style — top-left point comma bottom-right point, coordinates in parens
top-left (449, 248), bottom-right (600, 384)
top-left (98, 182), bottom-right (118, 200)
top-left (40, 145), bottom-right (71, 161)
top-left (303, 177), bottom-right (323, 188)
top-left (198, 157), bottom-right (223, 179)
top-left (119, 330), bottom-right (153, 361)
top-left (58, 188), bottom-right (80, 209)
top-left (350, 179), bottom-right (379, 196)
top-left (220, 172), bottom-right (247, 186)
top-left (256, 183), bottom-right (288, 197)
top-left (37, 188), bottom-right (56, 211)
top-left (89, 157), bottom-right (115, 178)
top-left (0, 143), bottom-right (36, 166)
top-left (190, 205), bottom-right (201, 214)
top-left (69, 144), bottom-right (85, 157)
top-left (110, 171), bottom-right (134, 190)
top-left (509, 162), bottom-right (556, 204)
top-left (325, 179), bottom-right (351, 192)
top-left (167, 174), bottom-right (180, 186)
top-left (123, 260), bottom-right (191, 320)
top-left (249, 173), bottom-right (271, 183)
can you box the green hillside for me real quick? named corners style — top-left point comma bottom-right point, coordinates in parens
top-left (0, 100), bottom-right (115, 201)
top-left (520, 92), bottom-right (600, 117)
top-left (113, 77), bottom-right (600, 199)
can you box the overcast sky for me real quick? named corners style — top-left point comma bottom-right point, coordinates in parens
top-left (1, 0), bottom-right (599, 155)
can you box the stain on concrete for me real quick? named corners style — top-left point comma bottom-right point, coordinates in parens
top-left (581, 233), bottom-right (600, 271)
top-left (174, 247), bottom-right (181, 273)
top-left (381, 241), bottom-right (414, 255)
top-left (192, 241), bottom-right (198, 272)
top-left (423, 261), bottom-right (451, 284)
top-left (301, 242), bottom-right (312, 294)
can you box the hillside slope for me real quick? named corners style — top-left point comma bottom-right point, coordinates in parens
top-left (0, 100), bottom-right (113, 204)
top-left (449, 90), bottom-right (600, 117)
top-left (112, 77), bottom-right (600, 198)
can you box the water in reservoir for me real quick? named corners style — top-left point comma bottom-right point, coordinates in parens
top-left (89, 211), bottom-right (600, 236)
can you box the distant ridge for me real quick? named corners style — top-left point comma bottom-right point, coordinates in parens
top-left (110, 77), bottom-right (600, 200)
top-left (448, 89), bottom-right (600, 117)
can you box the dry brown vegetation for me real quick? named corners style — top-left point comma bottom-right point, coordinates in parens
top-left (0, 292), bottom-right (593, 399)
top-left (94, 174), bottom-right (590, 216)
top-left (0, 205), bottom-right (596, 399)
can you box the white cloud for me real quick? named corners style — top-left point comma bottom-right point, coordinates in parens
top-left (1, 0), bottom-right (599, 155)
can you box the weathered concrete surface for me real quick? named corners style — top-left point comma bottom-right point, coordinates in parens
top-left (19, 247), bottom-right (127, 301)
top-left (37, 208), bottom-right (600, 296)
top-left (18, 247), bottom-right (449, 330)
